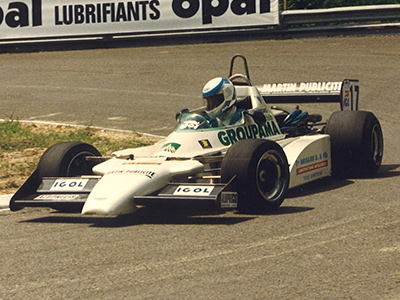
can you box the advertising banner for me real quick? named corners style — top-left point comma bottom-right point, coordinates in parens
top-left (0, 0), bottom-right (279, 40)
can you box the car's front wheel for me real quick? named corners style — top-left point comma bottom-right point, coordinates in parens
top-left (221, 139), bottom-right (289, 213)
top-left (37, 142), bottom-right (101, 177)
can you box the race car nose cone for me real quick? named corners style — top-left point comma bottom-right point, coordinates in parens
top-left (81, 173), bottom-right (142, 215)
top-left (81, 196), bottom-right (137, 215)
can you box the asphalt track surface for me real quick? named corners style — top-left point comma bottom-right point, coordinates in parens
top-left (1, 35), bottom-right (400, 299)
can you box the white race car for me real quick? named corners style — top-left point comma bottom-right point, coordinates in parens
top-left (10, 55), bottom-right (384, 215)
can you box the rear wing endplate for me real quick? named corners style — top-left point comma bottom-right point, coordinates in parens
top-left (257, 79), bottom-right (359, 111)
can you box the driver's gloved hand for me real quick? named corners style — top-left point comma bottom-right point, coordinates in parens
top-left (175, 108), bottom-right (190, 121)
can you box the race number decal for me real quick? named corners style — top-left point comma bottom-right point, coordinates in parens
top-left (341, 79), bottom-right (359, 111)
top-left (50, 179), bottom-right (89, 191)
top-left (173, 185), bottom-right (214, 196)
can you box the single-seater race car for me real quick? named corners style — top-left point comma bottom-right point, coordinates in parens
top-left (10, 55), bottom-right (384, 215)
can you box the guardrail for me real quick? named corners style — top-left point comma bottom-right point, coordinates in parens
top-left (281, 4), bottom-right (400, 26)
top-left (1, 3), bottom-right (399, 52)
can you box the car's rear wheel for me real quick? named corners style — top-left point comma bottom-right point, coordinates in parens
top-left (325, 111), bottom-right (383, 177)
top-left (221, 139), bottom-right (289, 213)
top-left (37, 142), bottom-right (101, 177)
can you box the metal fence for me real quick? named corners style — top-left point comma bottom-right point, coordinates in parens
top-left (281, 4), bottom-right (400, 26)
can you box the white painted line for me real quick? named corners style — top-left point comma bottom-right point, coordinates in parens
top-left (0, 84), bottom-right (188, 98)
top-left (107, 116), bottom-right (128, 121)
top-left (28, 113), bottom-right (63, 120)
top-left (0, 119), bottom-right (166, 140)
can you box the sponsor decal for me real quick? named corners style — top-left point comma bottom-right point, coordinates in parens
top-left (35, 194), bottom-right (80, 201)
top-left (260, 82), bottom-right (342, 94)
top-left (161, 142), bottom-right (181, 153)
top-left (217, 121), bottom-right (280, 146)
top-left (122, 162), bottom-right (161, 165)
top-left (295, 152), bottom-right (328, 166)
top-left (50, 178), bottom-right (89, 191)
top-left (300, 155), bottom-right (315, 165)
top-left (178, 118), bottom-right (205, 130)
top-left (107, 169), bottom-right (155, 178)
top-left (0, 0), bottom-right (42, 28)
top-left (220, 191), bottom-right (238, 208)
top-left (295, 151), bottom-right (329, 180)
top-left (0, 0), bottom-right (278, 41)
top-left (54, 0), bottom-right (161, 26)
top-left (302, 170), bottom-right (324, 182)
top-left (198, 139), bottom-right (212, 149)
top-left (341, 79), bottom-right (359, 111)
top-left (172, 0), bottom-right (273, 25)
top-left (173, 185), bottom-right (214, 196)
top-left (296, 160), bottom-right (328, 175)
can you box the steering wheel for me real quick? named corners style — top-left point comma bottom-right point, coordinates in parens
top-left (178, 113), bottom-right (211, 130)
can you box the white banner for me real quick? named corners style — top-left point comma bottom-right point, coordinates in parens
top-left (0, 0), bottom-right (279, 40)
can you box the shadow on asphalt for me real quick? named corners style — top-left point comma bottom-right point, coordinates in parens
top-left (286, 163), bottom-right (400, 199)
top-left (22, 210), bottom-right (253, 228)
top-left (20, 164), bottom-right (399, 228)
top-left (21, 204), bottom-right (314, 228)
top-left (286, 177), bottom-right (354, 199)
top-left (375, 164), bottom-right (400, 178)
top-left (17, 173), bottom-right (370, 228)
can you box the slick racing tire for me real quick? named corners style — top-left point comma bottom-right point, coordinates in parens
top-left (326, 111), bottom-right (383, 177)
top-left (37, 142), bottom-right (101, 177)
top-left (221, 139), bottom-right (289, 213)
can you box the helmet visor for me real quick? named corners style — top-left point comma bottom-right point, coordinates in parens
top-left (205, 94), bottom-right (224, 111)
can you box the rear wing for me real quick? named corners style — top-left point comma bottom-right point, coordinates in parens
top-left (256, 79), bottom-right (359, 111)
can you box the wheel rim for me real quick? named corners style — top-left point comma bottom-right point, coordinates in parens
top-left (371, 123), bottom-right (383, 166)
top-left (256, 150), bottom-right (287, 202)
top-left (66, 151), bottom-right (94, 176)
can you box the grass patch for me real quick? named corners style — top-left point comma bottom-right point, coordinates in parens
top-left (0, 120), bottom-right (155, 194)
top-left (0, 119), bottom-right (152, 153)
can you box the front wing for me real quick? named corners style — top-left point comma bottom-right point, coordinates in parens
top-left (9, 172), bottom-right (238, 212)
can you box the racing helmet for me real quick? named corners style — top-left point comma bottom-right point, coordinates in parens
top-left (202, 77), bottom-right (236, 116)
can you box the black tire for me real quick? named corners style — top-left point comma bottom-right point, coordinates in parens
top-left (37, 142), bottom-right (101, 177)
top-left (221, 139), bottom-right (289, 213)
top-left (326, 111), bottom-right (383, 177)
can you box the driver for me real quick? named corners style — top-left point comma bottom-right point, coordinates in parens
top-left (202, 77), bottom-right (241, 127)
